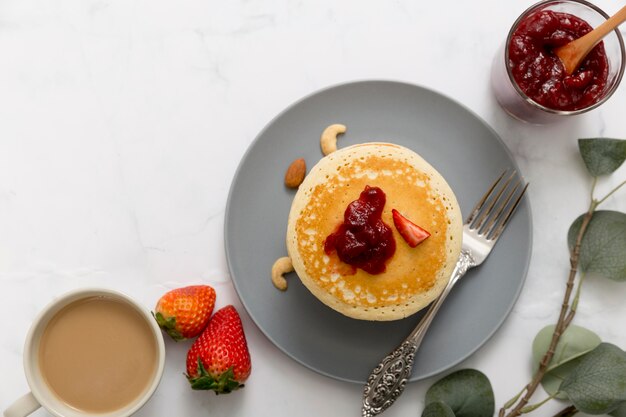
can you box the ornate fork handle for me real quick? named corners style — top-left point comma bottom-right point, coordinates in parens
top-left (362, 249), bottom-right (476, 417)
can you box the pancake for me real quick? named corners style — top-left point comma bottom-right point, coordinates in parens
top-left (286, 142), bottom-right (462, 321)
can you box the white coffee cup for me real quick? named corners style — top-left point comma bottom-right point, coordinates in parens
top-left (3, 288), bottom-right (165, 417)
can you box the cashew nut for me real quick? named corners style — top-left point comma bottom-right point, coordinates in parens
top-left (271, 256), bottom-right (294, 291)
top-left (320, 124), bottom-right (346, 155)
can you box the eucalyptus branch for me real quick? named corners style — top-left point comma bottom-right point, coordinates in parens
top-left (502, 171), bottom-right (626, 417)
top-left (432, 140), bottom-right (626, 417)
top-left (501, 200), bottom-right (596, 417)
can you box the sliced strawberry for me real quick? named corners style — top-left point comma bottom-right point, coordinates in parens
top-left (392, 209), bottom-right (431, 248)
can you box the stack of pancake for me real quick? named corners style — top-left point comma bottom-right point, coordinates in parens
top-left (286, 143), bottom-right (462, 321)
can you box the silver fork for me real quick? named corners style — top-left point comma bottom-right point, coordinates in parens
top-left (361, 170), bottom-right (528, 417)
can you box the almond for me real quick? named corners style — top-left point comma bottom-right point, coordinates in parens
top-left (284, 158), bottom-right (306, 188)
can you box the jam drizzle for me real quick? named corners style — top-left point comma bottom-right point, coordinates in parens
top-left (324, 186), bottom-right (396, 275)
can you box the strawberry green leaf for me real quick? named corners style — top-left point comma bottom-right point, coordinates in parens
top-left (568, 211), bottom-right (626, 281)
top-left (532, 324), bottom-right (601, 398)
top-left (425, 369), bottom-right (494, 417)
top-left (152, 311), bottom-right (184, 341)
top-left (422, 401), bottom-right (456, 417)
top-left (578, 138), bottom-right (626, 177)
top-left (187, 359), bottom-right (243, 394)
top-left (560, 343), bottom-right (626, 414)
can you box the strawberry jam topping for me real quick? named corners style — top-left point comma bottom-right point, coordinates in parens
top-left (324, 186), bottom-right (396, 275)
top-left (508, 10), bottom-right (609, 111)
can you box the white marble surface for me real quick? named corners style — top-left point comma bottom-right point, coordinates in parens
top-left (1, 0), bottom-right (626, 416)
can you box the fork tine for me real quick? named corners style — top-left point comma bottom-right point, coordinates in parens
top-left (489, 182), bottom-right (528, 241)
top-left (471, 170), bottom-right (516, 231)
top-left (465, 170), bottom-right (508, 226)
top-left (482, 180), bottom-right (521, 237)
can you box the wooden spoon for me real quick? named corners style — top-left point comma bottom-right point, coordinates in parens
top-left (554, 4), bottom-right (626, 75)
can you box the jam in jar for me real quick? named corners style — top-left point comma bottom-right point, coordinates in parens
top-left (508, 9), bottom-right (609, 111)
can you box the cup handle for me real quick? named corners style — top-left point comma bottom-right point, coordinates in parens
top-left (3, 392), bottom-right (40, 417)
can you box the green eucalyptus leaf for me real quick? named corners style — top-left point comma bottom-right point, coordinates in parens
top-left (560, 343), bottom-right (626, 415)
top-left (422, 401), bottom-right (456, 417)
top-left (425, 369), bottom-right (494, 417)
top-left (609, 402), bottom-right (626, 417)
top-left (532, 324), bottom-right (602, 399)
top-left (540, 356), bottom-right (592, 400)
top-left (568, 211), bottom-right (626, 281)
top-left (578, 138), bottom-right (626, 176)
top-left (533, 325), bottom-right (602, 371)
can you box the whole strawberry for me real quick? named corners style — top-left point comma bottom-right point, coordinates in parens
top-left (153, 285), bottom-right (216, 341)
top-left (186, 305), bottom-right (251, 394)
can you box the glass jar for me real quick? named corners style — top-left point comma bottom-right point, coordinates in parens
top-left (491, 0), bottom-right (625, 124)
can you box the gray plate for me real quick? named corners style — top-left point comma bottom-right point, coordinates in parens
top-left (225, 80), bottom-right (532, 384)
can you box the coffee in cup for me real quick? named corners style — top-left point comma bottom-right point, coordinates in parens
top-left (3, 288), bottom-right (165, 417)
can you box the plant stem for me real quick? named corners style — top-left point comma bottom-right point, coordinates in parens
top-left (564, 271), bottom-right (586, 328)
top-left (519, 393), bottom-right (557, 413)
top-left (590, 177), bottom-right (597, 202)
top-left (502, 386), bottom-right (527, 410)
top-left (596, 179), bottom-right (626, 206)
top-left (501, 202), bottom-right (596, 417)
